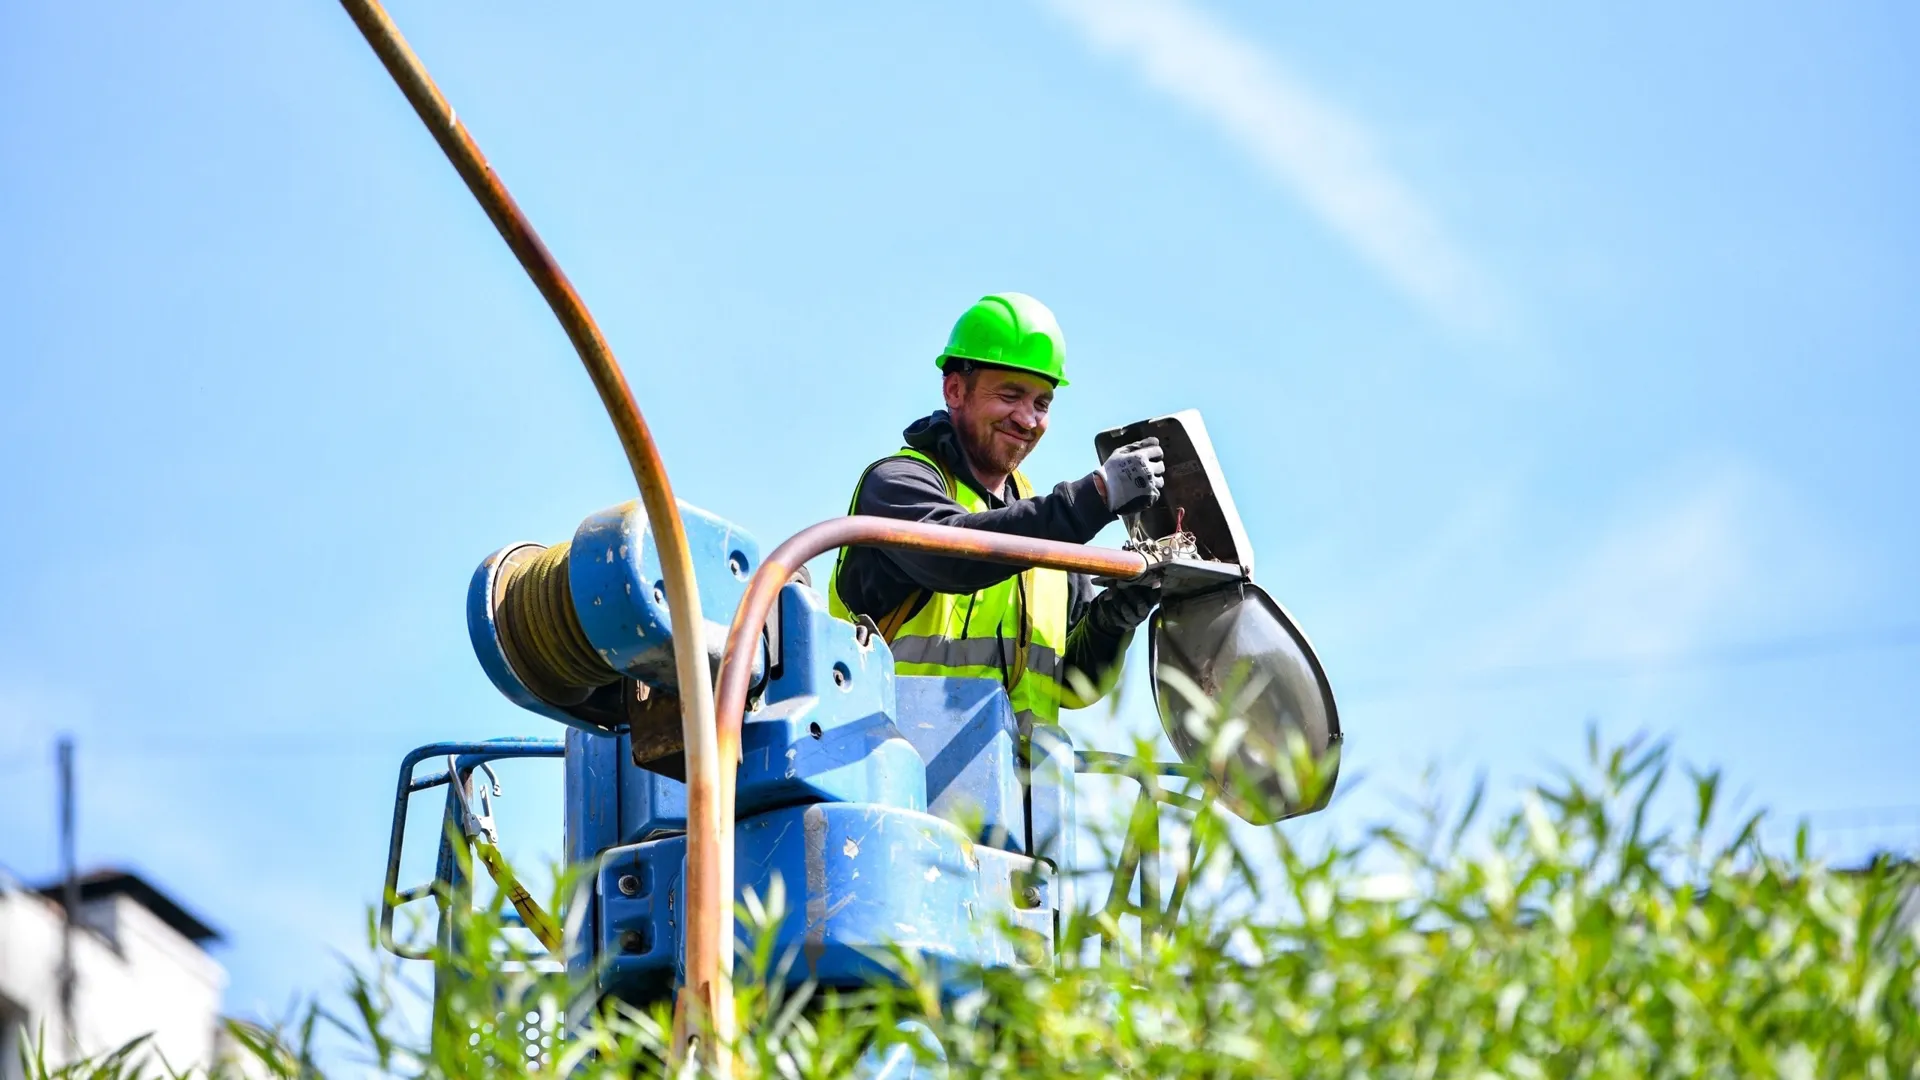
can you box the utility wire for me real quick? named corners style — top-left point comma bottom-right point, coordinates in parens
top-left (1345, 622), bottom-right (1920, 699)
top-left (79, 737), bottom-right (418, 757)
top-left (1800, 805), bottom-right (1920, 827)
top-left (5, 624), bottom-right (1915, 760)
top-left (0, 735), bottom-right (512, 765)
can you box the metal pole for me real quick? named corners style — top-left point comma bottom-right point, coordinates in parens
top-left (57, 736), bottom-right (78, 1055)
top-left (332, 1), bottom-right (729, 1061)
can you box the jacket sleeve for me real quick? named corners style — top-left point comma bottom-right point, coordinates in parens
top-left (852, 457), bottom-right (1114, 594)
top-left (1061, 572), bottom-right (1130, 707)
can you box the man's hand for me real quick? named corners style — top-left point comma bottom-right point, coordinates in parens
top-left (1087, 577), bottom-right (1162, 638)
top-left (1096, 437), bottom-right (1166, 516)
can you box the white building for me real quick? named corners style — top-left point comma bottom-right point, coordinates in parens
top-left (0, 868), bottom-right (228, 1078)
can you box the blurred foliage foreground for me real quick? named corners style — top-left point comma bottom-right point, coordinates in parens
top-left (29, 727), bottom-right (1920, 1079)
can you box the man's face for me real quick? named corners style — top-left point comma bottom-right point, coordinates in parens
top-left (945, 366), bottom-right (1055, 479)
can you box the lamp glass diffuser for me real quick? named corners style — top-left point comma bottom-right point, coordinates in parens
top-left (1148, 582), bottom-right (1340, 824)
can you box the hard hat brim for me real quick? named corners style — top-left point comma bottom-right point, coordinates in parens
top-left (935, 353), bottom-right (1068, 389)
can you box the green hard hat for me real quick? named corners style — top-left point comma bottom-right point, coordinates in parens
top-left (936, 292), bottom-right (1069, 387)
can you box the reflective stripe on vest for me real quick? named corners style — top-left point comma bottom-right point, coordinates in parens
top-left (827, 446), bottom-right (1081, 729)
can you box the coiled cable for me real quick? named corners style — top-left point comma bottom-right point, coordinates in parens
top-left (496, 542), bottom-right (618, 702)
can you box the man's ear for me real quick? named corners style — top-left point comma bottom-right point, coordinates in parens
top-left (941, 371), bottom-right (967, 410)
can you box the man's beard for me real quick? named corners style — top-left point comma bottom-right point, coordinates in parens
top-left (956, 409), bottom-right (1035, 481)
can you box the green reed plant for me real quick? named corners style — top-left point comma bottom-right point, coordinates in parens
top-left (30, 715), bottom-right (1920, 1078)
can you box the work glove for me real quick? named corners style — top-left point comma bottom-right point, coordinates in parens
top-left (1098, 437), bottom-right (1166, 516)
top-left (1087, 577), bottom-right (1162, 639)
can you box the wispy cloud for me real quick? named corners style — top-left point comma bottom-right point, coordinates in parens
top-left (1467, 475), bottom-right (1755, 670)
top-left (1043, 0), bottom-right (1508, 336)
top-left (1431, 462), bottom-right (1859, 686)
top-left (1331, 460), bottom-right (1865, 705)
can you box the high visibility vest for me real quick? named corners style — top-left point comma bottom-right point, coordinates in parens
top-left (828, 448), bottom-right (1086, 731)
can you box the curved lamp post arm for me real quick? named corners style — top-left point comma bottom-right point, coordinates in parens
top-left (706, 516), bottom-right (1148, 1000)
top-left (335, 0), bottom-right (726, 1060)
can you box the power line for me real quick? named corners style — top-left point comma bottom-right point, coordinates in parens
top-left (1800, 805), bottom-right (1920, 828)
top-left (0, 732), bottom-right (531, 763)
top-left (1345, 622), bottom-right (1920, 699)
top-left (79, 740), bottom-right (414, 760)
top-left (3, 624), bottom-right (1915, 762)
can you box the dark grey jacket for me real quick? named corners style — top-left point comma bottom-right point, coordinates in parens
top-left (832, 410), bottom-right (1134, 695)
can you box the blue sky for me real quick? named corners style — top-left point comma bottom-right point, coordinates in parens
top-left (3, 0), bottom-right (1916, 1025)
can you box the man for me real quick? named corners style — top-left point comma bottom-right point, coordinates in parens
top-left (827, 292), bottom-right (1168, 732)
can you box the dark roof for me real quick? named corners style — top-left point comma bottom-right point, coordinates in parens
top-left (34, 868), bottom-right (222, 945)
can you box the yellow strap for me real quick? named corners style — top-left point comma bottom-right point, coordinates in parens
top-left (474, 840), bottom-right (563, 954)
top-left (876, 594), bottom-right (919, 642)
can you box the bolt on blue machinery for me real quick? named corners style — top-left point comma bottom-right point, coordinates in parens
top-left (380, 409), bottom-right (1342, 1059)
